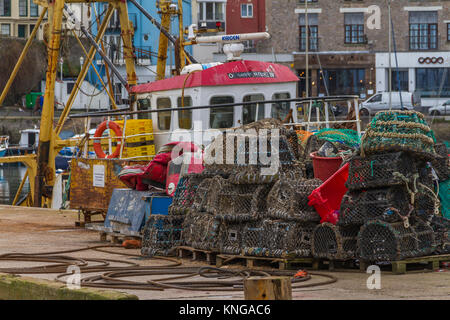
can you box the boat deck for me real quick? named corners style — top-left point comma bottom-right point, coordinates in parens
top-left (0, 205), bottom-right (448, 300)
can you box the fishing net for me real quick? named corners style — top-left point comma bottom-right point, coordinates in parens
top-left (242, 220), bottom-right (314, 258)
top-left (181, 212), bottom-right (221, 251)
top-left (339, 187), bottom-right (413, 225)
top-left (311, 223), bottom-right (360, 260)
top-left (168, 173), bottom-right (205, 215)
top-left (141, 215), bottom-right (185, 257)
top-left (266, 178), bottom-right (321, 222)
top-left (431, 143), bottom-right (449, 181)
top-left (346, 152), bottom-right (417, 190)
top-left (315, 128), bottom-right (361, 149)
top-left (361, 110), bottom-right (436, 159)
top-left (357, 219), bottom-right (435, 262)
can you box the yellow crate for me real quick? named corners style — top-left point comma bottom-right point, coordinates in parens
top-left (127, 144), bottom-right (156, 156)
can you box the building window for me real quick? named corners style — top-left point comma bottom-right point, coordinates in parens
top-left (390, 70), bottom-right (409, 92)
top-left (157, 97), bottom-right (172, 130)
top-left (447, 23), bottom-right (450, 41)
top-left (177, 96), bottom-right (192, 129)
top-left (210, 96), bottom-right (234, 129)
top-left (416, 68), bottom-right (450, 98)
top-left (29, 24), bottom-right (35, 35)
top-left (271, 93), bottom-right (291, 120)
top-left (199, 1), bottom-right (225, 22)
top-left (0, 0), bottom-right (11, 16)
top-left (242, 40), bottom-right (256, 53)
top-left (18, 24), bottom-right (27, 38)
top-left (103, 35), bottom-right (123, 63)
top-left (241, 3), bottom-right (253, 18)
top-left (30, 1), bottom-right (38, 17)
top-left (344, 13), bottom-right (365, 44)
top-left (299, 13), bottom-right (319, 51)
top-left (319, 69), bottom-right (366, 96)
top-left (1, 23), bottom-right (10, 36)
top-left (243, 94), bottom-right (265, 125)
top-left (409, 11), bottom-right (437, 50)
top-left (19, 0), bottom-right (27, 17)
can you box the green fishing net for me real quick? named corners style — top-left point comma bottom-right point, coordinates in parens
top-left (315, 128), bottom-right (361, 149)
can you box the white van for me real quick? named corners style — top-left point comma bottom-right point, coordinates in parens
top-left (360, 92), bottom-right (420, 116)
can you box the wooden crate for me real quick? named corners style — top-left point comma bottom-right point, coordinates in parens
top-left (69, 158), bottom-right (148, 212)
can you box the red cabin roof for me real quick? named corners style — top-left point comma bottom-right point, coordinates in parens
top-left (131, 60), bottom-right (299, 94)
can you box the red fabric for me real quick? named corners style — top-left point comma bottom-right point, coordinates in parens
top-left (131, 60), bottom-right (298, 94)
top-left (308, 163), bottom-right (349, 225)
top-left (119, 142), bottom-right (200, 190)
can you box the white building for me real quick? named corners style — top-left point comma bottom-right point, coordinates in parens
top-left (376, 52), bottom-right (450, 112)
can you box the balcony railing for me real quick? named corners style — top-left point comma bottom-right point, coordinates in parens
top-left (134, 46), bottom-right (152, 62)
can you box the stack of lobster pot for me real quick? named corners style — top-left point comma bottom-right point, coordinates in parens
top-left (345, 110), bottom-right (445, 262)
top-left (141, 173), bottom-right (211, 257)
top-left (237, 178), bottom-right (322, 258)
top-left (180, 119), bottom-right (308, 256)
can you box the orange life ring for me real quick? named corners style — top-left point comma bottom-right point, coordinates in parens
top-left (93, 120), bottom-right (123, 159)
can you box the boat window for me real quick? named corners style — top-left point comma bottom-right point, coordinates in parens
top-left (157, 97), bottom-right (172, 130)
top-left (67, 83), bottom-right (75, 95)
top-left (271, 93), bottom-right (291, 120)
top-left (210, 96), bottom-right (234, 129)
top-left (242, 94), bottom-right (265, 125)
top-left (177, 96), bottom-right (192, 129)
top-left (137, 98), bottom-right (151, 120)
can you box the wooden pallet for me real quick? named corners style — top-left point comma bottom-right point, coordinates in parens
top-left (215, 254), bottom-right (321, 270)
top-left (360, 254), bottom-right (450, 274)
top-left (176, 246), bottom-right (218, 265)
top-left (98, 232), bottom-right (141, 244)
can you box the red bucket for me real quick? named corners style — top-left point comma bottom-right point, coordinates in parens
top-left (310, 152), bottom-right (343, 182)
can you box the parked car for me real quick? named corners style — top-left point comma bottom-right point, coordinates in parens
top-left (359, 92), bottom-right (420, 116)
top-left (429, 100), bottom-right (450, 116)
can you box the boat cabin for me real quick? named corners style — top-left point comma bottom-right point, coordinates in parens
top-left (131, 60), bottom-right (299, 149)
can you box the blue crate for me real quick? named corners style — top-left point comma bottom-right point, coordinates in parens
top-left (143, 194), bottom-right (173, 222)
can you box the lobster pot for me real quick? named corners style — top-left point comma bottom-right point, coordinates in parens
top-left (266, 178), bottom-right (322, 222)
top-left (346, 152), bottom-right (416, 190)
top-left (311, 223), bottom-right (360, 260)
top-left (141, 215), bottom-right (185, 257)
top-left (218, 219), bottom-right (260, 255)
top-left (204, 122), bottom-right (302, 178)
top-left (431, 143), bottom-right (449, 181)
top-left (181, 212), bottom-right (221, 251)
top-left (213, 179), bottom-right (271, 217)
top-left (191, 178), bottom-right (213, 212)
top-left (168, 173), bottom-right (205, 215)
top-left (357, 220), bottom-right (434, 262)
top-left (242, 220), bottom-right (314, 258)
top-left (429, 216), bottom-right (450, 254)
top-left (229, 164), bottom-right (304, 185)
top-left (415, 186), bottom-right (440, 217)
top-left (339, 187), bottom-right (411, 225)
top-left (361, 110), bottom-right (436, 158)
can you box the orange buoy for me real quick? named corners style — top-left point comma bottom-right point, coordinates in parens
top-left (93, 120), bottom-right (123, 159)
